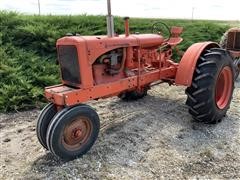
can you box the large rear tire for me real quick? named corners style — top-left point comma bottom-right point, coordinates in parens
top-left (185, 48), bottom-right (234, 124)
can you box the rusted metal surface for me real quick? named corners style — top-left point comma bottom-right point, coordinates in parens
top-left (45, 21), bottom-right (225, 105)
top-left (45, 24), bottom-right (185, 106)
top-left (62, 117), bottom-right (92, 151)
top-left (124, 17), bottom-right (130, 37)
top-left (226, 30), bottom-right (240, 51)
top-left (224, 28), bottom-right (240, 59)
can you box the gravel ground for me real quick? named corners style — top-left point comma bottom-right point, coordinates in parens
top-left (0, 80), bottom-right (239, 180)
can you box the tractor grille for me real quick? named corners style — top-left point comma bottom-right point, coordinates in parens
top-left (227, 31), bottom-right (240, 50)
top-left (58, 45), bottom-right (81, 85)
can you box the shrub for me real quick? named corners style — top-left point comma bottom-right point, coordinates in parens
top-left (0, 11), bottom-right (230, 112)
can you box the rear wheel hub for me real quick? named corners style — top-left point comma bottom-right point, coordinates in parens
top-left (215, 66), bottom-right (233, 109)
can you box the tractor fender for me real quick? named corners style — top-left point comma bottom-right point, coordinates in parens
top-left (175, 42), bottom-right (220, 86)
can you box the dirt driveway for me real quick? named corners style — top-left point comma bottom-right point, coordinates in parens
top-left (0, 80), bottom-right (239, 179)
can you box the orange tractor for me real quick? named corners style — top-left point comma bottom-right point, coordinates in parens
top-left (37, 0), bottom-right (240, 160)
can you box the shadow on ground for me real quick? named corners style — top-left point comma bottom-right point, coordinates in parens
top-left (24, 91), bottom-right (239, 179)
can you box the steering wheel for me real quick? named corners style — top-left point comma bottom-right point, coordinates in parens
top-left (152, 22), bottom-right (171, 40)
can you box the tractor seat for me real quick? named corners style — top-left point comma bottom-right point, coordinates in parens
top-left (167, 26), bottom-right (183, 46)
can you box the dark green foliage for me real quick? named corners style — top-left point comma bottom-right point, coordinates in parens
top-left (0, 11), bottom-right (231, 112)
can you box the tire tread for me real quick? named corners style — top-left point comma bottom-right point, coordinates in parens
top-left (185, 48), bottom-right (234, 124)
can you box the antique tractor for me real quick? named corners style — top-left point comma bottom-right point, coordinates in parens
top-left (36, 0), bottom-right (240, 160)
top-left (220, 27), bottom-right (240, 79)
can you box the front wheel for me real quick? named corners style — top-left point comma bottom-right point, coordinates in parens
top-left (185, 48), bottom-right (234, 124)
top-left (46, 105), bottom-right (100, 160)
top-left (36, 103), bottom-right (58, 149)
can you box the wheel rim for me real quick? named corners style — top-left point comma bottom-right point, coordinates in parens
top-left (62, 116), bottom-right (92, 151)
top-left (215, 66), bottom-right (233, 109)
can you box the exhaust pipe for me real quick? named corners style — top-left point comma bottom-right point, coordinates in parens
top-left (106, 0), bottom-right (114, 37)
top-left (124, 17), bottom-right (130, 37)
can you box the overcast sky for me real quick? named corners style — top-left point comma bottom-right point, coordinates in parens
top-left (0, 0), bottom-right (240, 21)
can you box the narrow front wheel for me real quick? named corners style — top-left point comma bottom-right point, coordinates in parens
top-left (46, 105), bottom-right (100, 160)
top-left (36, 103), bottom-right (57, 149)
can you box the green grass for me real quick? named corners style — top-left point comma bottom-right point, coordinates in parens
top-left (0, 11), bottom-right (235, 112)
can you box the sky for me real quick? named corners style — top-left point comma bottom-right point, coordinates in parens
top-left (0, 0), bottom-right (240, 21)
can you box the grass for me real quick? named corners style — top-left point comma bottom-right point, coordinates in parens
top-left (0, 11), bottom-right (234, 112)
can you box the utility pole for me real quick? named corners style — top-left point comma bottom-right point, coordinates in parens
top-left (191, 7), bottom-right (195, 21)
top-left (38, 0), bottom-right (41, 15)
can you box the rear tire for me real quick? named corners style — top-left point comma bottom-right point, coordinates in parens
top-left (185, 48), bottom-right (234, 124)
